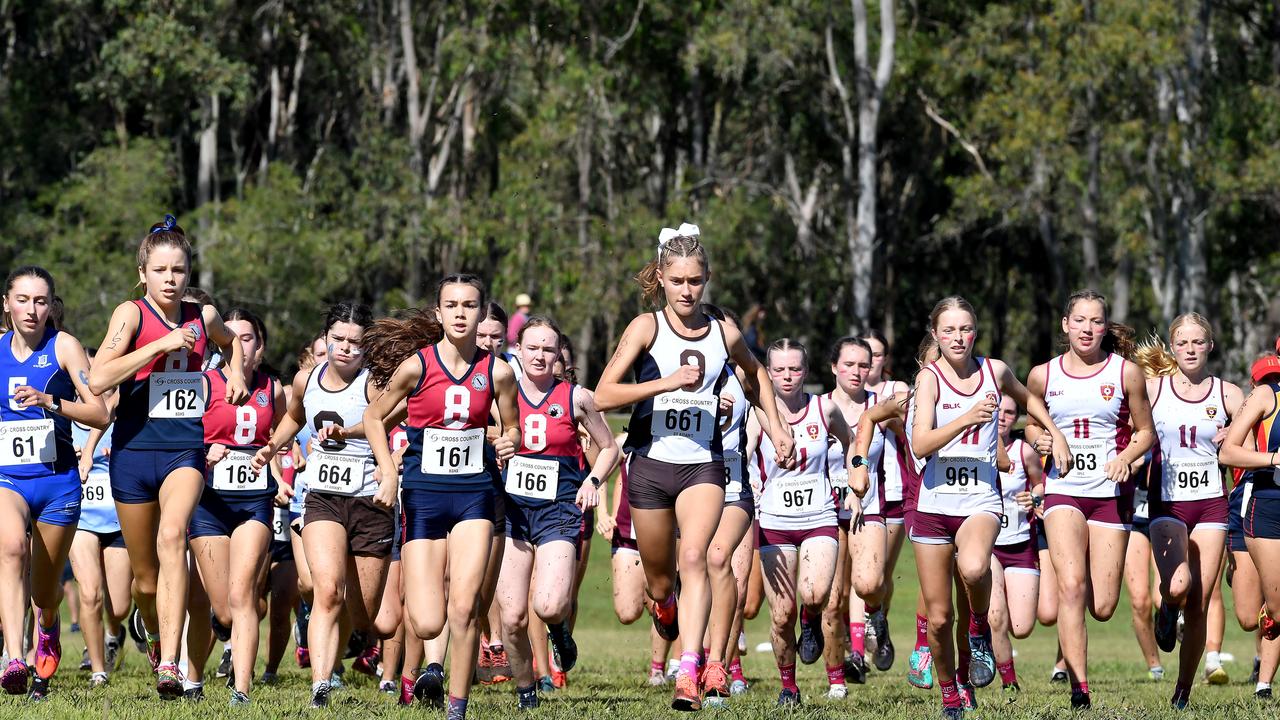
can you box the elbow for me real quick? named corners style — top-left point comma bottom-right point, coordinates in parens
top-left (593, 389), bottom-right (621, 413)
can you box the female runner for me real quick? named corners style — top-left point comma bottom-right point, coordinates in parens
top-left (88, 218), bottom-right (247, 698)
top-left (989, 395), bottom-right (1045, 693)
top-left (494, 317), bottom-right (618, 707)
top-left (752, 338), bottom-right (857, 707)
top-left (1026, 289), bottom-right (1154, 709)
top-left (1136, 314), bottom-right (1242, 708)
top-left (362, 274), bottom-right (519, 720)
top-left (0, 267), bottom-right (109, 698)
top-left (593, 225), bottom-right (794, 711)
top-left (1121, 451), bottom-right (1165, 681)
top-left (823, 337), bottom-right (887, 693)
top-left (909, 296), bottom-right (1066, 718)
top-left (187, 308), bottom-right (285, 705)
top-left (250, 302), bottom-right (390, 709)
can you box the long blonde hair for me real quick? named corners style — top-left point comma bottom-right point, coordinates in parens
top-left (1134, 312), bottom-right (1215, 378)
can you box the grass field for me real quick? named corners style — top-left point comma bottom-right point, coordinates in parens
top-left (5, 534), bottom-right (1276, 720)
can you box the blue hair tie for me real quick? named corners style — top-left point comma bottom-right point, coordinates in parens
top-left (151, 214), bottom-right (178, 233)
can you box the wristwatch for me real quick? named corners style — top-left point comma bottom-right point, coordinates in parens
top-left (849, 455), bottom-right (866, 469)
top-left (48, 397), bottom-right (62, 415)
top-left (588, 476), bottom-right (602, 489)
top-left (1032, 494), bottom-right (1044, 509)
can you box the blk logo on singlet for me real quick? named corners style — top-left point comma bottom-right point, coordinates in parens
top-left (942, 402), bottom-right (961, 410)
top-left (1100, 384), bottom-right (1116, 401)
top-left (1048, 390), bottom-right (1064, 398)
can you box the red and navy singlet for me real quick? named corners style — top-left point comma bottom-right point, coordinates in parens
top-left (203, 370), bottom-right (276, 497)
top-left (112, 299), bottom-right (209, 450)
top-left (503, 380), bottom-right (586, 507)
top-left (402, 345), bottom-right (496, 491)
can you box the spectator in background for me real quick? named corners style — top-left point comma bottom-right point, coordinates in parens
top-left (507, 293), bottom-right (533, 347)
top-left (742, 304), bottom-right (767, 363)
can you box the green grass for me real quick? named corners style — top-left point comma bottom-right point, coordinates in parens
top-left (7, 534), bottom-right (1276, 720)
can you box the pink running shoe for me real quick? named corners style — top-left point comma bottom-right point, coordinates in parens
top-left (1, 658), bottom-right (29, 695)
top-left (34, 614), bottom-right (62, 680)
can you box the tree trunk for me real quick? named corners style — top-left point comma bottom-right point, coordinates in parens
top-left (850, 0), bottom-right (895, 329)
top-left (196, 92), bottom-right (219, 293)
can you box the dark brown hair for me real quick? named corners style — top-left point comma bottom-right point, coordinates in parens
top-left (766, 337), bottom-right (808, 369)
top-left (363, 308), bottom-right (443, 389)
top-left (1063, 289), bottom-right (1136, 360)
top-left (2, 266), bottom-right (59, 332)
top-left (138, 215), bottom-right (192, 268)
top-left (829, 336), bottom-right (873, 365)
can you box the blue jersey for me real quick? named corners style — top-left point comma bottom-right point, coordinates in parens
top-left (0, 328), bottom-right (76, 478)
top-left (73, 421), bottom-right (119, 533)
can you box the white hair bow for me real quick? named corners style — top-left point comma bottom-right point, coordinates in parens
top-left (657, 223), bottom-right (700, 255)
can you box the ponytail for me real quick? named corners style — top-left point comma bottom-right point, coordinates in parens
top-left (362, 308), bottom-right (442, 389)
top-left (1103, 322), bottom-right (1136, 361)
top-left (1134, 333), bottom-right (1177, 377)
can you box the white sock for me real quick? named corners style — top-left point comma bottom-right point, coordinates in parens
top-left (1206, 651), bottom-right (1221, 669)
top-left (224, 640), bottom-right (233, 652)
top-left (182, 679), bottom-right (202, 691)
top-left (1258, 681), bottom-right (1272, 692)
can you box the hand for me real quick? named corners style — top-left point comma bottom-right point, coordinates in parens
top-left (718, 394), bottom-right (735, 417)
top-left (78, 456), bottom-right (92, 484)
top-left (849, 466), bottom-right (870, 500)
top-left (274, 483), bottom-right (294, 507)
top-left (224, 372), bottom-right (249, 405)
top-left (1032, 432), bottom-right (1054, 456)
top-left (666, 364), bottom-right (702, 392)
top-left (1050, 431), bottom-right (1072, 479)
top-left (770, 428), bottom-right (796, 470)
top-left (250, 445), bottom-right (274, 473)
top-left (576, 480), bottom-right (600, 512)
top-left (11, 385), bottom-right (51, 410)
top-left (1213, 427), bottom-right (1228, 448)
top-left (206, 443), bottom-right (229, 467)
top-left (372, 477), bottom-right (398, 510)
top-left (1104, 456), bottom-right (1132, 484)
top-left (1015, 490), bottom-right (1035, 512)
top-left (847, 502), bottom-right (865, 532)
top-left (964, 397), bottom-right (997, 428)
top-left (492, 436), bottom-right (516, 463)
top-left (596, 513), bottom-right (616, 541)
top-left (316, 424), bottom-right (346, 447)
top-left (159, 326), bottom-right (198, 355)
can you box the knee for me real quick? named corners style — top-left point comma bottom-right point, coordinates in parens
top-left (312, 582), bottom-right (343, 611)
top-left (925, 601), bottom-right (954, 631)
top-left (532, 595), bottom-right (567, 623)
top-left (853, 574), bottom-right (884, 601)
top-left (156, 524), bottom-right (187, 555)
top-left (448, 594), bottom-right (479, 625)
top-left (956, 559), bottom-right (989, 588)
top-left (770, 600), bottom-right (797, 629)
top-left (1058, 578), bottom-right (1088, 606)
top-left (228, 585), bottom-right (256, 616)
top-left (616, 603), bottom-right (644, 626)
top-left (707, 545), bottom-right (732, 577)
top-left (678, 546), bottom-right (708, 576)
top-left (1091, 599), bottom-right (1119, 622)
top-left (0, 534), bottom-right (27, 563)
top-left (500, 606), bottom-right (529, 637)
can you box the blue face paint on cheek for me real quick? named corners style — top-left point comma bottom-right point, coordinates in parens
top-left (327, 343), bottom-right (336, 358)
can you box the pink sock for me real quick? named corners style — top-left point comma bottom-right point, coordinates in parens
top-left (826, 664), bottom-right (845, 686)
top-left (916, 614), bottom-right (929, 649)
top-left (650, 660), bottom-right (664, 674)
top-left (969, 611), bottom-right (990, 636)
top-left (940, 679), bottom-right (961, 708)
top-left (679, 651), bottom-right (699, 678)
top-left (997, 659), bottom-right (1017, 686)
top-left (850, 622), bottom-right (866, 655)
top-left (1072, 680), bottom-right (1090, 695)
top-left (728, 657), bottom-right (744, 682)
top-left (778, 663), bottom-right (798, 692)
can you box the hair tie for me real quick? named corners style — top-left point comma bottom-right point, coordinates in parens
top-left (656, 222), bottom-right (701, 258)
top-left (151, 214), bottom-right (178, 233)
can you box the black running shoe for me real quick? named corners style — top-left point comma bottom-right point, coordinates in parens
top-left (844, 652), bottom-right (867, 685)
top-left (309, 681), bottom-right (329, 709)
top-left (868, 609), bottom-right (895, 672)
top-left (414, 663), bottom-right (445, 709)
top-left (798, 612), bottom-right (824, 665)
top-left (547, 622), bottom-right (578, 673)
top-left (1070, 688), bottom-right (1091, 710)
top-left (777, 687), bottom-right (801, 706)
top-left (216, 647), bottom-right (232, 679)
top-left (1154, 603), bottom-right (1179, 653)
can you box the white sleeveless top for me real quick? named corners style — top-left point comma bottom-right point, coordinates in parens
top-left (996, 438), bottom-right (1033, 546)
top-left (1044, 354), bottom-right (1130, 498)
top-left (873, 380), bottom-right (908, 502)
top-left (917, 359), bottom-right (1003, 517)
top-left (301, 363), bottom-right (377, 497)
top-left (828, 391), bottom-right (884, 519)
top-left (720, 368), bottom-right (751, 504)
top-left (624, 312), bottom-right (730, 464)
top-left (1152, 376), bottom-right (1226, 503)
top-left (757, 394), bottom-right (837, 530)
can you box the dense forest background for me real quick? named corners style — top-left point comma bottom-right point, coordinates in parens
top-left (2, 1), bottom-right (1279, 385)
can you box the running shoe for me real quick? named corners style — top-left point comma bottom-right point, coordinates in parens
top-left (671, 669), bottom-right (701, 712)
top-left (28, 675), bottom-right (50, 701)
top-left (211, 614), bottom-right (232, 643)
top-left (798, 611), bottom-right (824, 665)
top-left (651, 596), bottom-right (680, 642)
top-left (1, 658), bottom-right (28, 695)
top-left (537, 675), bottom-right (556, 693)
top-left (215, 647), bottom-right (232, 678)
top-left (79, 647), bottom-right (90, 671)
top-left (156, 663), bottom-right (184, 700)
top-left (146, 637), bottom-right (161, 673)
top-left (1003, 681), bottom-right (1021, 699)
top-left (1155, 603), bottom-right (1179, 653)
top-left (1050, 666), bottom-right (1069, 683)
top-left (128, 607), bottom-right (147, 652)
top-left (827, 683), bottom-right (848, 699)
top-left (967, 630), bottom-right (996, 688)
top-left (941, 707), bottom-right (965, 720)
top-left (33, 615), bottom-right (61, 680)
top-left (1149, 665), bottom-right (1165, 681)
top-left (517, 687), bottom-right (539, 710)
top-left (69, 623), bottom-right (80, 634)
top-left (867, 609), bottom-right (894, 671)
top-left (1171, 682), bottom-right (1191, 710)
top-left (548, 622), bottom-right (578, 673)
top-left (1257, 687), bottom-right (1273, 700)
top-left (738, 631), bottom-right (747, 654)
top-left (666, 658), bottom-right (680, 682)
top-left (908, 646), bottom-right (934, 689)
top-left (1205, 664), bottom-right (1229, 685)
top-left (106, 632), bottom-right (123, 671)
top-left (183, 685), bottom-right (205, 702)
top-left (730, 678), bottom-right (748, 695)
top-left (958, 682), bottom-right (977, 711)
top-left (260, 670), bottom-right (279, 686)
top-left (490, 644), bottom-right (512, 684)
top-left (295, 645), bottom-right (310, 669)
top-left (551, 669), bottom-right (568, 688)
top-left (379, 679), bottom-right (396, 694)
top-left (414, 663), bottom-right (446, 709)
top-left (702, 662), bottom-right (730, 704)
top-left (777, 687), bottom-right (801, 706)
top-left (309, 681), bottom-right (330, 709)
top-left (648, 666), bottom-right (668, 687)
top-left (329, 668), bottom-right (345, 690)
top-left (477, 640), bottom-right (494, 685)
top-left (1070, 688), bottom-right (1091, 709)
top-left (353, 644), bottom-right (381, 676)
top-left (1251, 656), bottom-right (1261, 684)
top-left (89, 672), bottom-right (109, 688)
top-left (845, 651), bottom-right (868, 685)
top-left (229, 690), bottom-right (250, 706)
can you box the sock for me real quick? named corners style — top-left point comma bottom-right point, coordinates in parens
top-left (447, 695), bottom-right (468, 720)
top-left (940, 679), bottom-right (961, 708)
top-left (516, 684), bottom-right (537, 704)
top-left (968, 611), bottom-right (990, 636)
top-left (850, 622), bottom-right (866, 655)
top-left (401, 675), bottom-right (414, 704)
top-left (1258, 681), bottom-right (1273, 692)
top-left (916, 614), bottom-right (929, 649)
top-left (997, 659), bottom-right (1017, 685)
top-left (679, 651), bottom-right (699, 678)
top-left (826, 664), bottom-right (845, 686)
top-left (650, 660), bottom-right (664, 674)
top-left (1206, 651), bottom-right (1221, 669)
top-left (1072, 680), bottom-right (1090, 695)
top-left (729, 658), bottom-right (745, 682)
top-left (778, 663), bottom-right (798, 692)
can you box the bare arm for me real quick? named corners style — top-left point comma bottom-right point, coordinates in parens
top-left (364, 356), bottom-right (423, 509)
top-left (910, 369), bottom-right (995, 459)
top-left (1220, 388), bottom-right (1277, 470)
top-left (88, 303), bottom-right (167, 394)
top-left (492, 358), bottom-right (521, 461)
top-left (252, 369), bottom-right (312, 470)
top-left (725, 322), bottom-right (795, 467)
top-left (995, 359), bottom-right (1070, 472)
top-left (202, 304), bottom-right (247, 404)
top-left (576, 388), bottom-right (620, 482)
top-left (1111, 361), bottom-right (1156, 478)
top-left (593, 315), bottom-right (674, 411)
top-left (50, 332), bottom-right (109, 428)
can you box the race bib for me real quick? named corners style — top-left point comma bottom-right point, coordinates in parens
top-left (148, 372), bottom-right (205, 419)
top-left (0, 419), bottom-right (56, 465)
top-left (651, 392), bottom-right (717, 445)
top-left (1069, 438), bottom-right (1107, 478)
top-left (761, 473), bottom-right (825, 516)
top-left (272, 506), bottom-right (289, 542)
top-left (505, 456), bottom-right (559, 501)
top-left (935, 451), bottom-right (993, 495)
top-left (211, 450), bottom-right (269, 492)
top-left (724, 450), bottom-right (745, 497)
top-left (309, 452), bottom-right (367, 496)
top-left (1133, 488), bottom-right (1150, 520)
top-left (1166, 457), bottom-right (1222, 502)
top-left (830, 469), bottom-right (852, 515)
top-left (420, 428), bottom-right (485, 475)
top-left (81, 472), bottom-right (114, 510)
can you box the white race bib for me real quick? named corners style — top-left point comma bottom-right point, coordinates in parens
top-left (82, 472), bottom-right (114, 510)
top-left (1166, 457), bottom-right (1222, 502)
top-left (650, 392), bottom-right (717, 444)
top-left (147, 372), bottom-right (205, 419)
top-left (0, 419), bottom-right (56, 465)
top-left (1133, 488), bottom-right (1150, 520)
top-left (505, 456), bottom-right (559, 501)
top-left (761, 473), bottom-right (825, 516)
top-left (309, 452), bottom-right (367, 496)
top-left (420, 428), bottom-right (485, 475)
top-left (724, 450), bottom-right (745, 497)
top-left (211, 449), bottom-right (269, 492)
top-left (272, 506), bottom-right (290, 542)
top-left (1069, 438), bottom-right (1107, 478)
top-left (935, 450), bottom-right (993, 495)
top-left (830, 469), bottom-right (853, 515)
